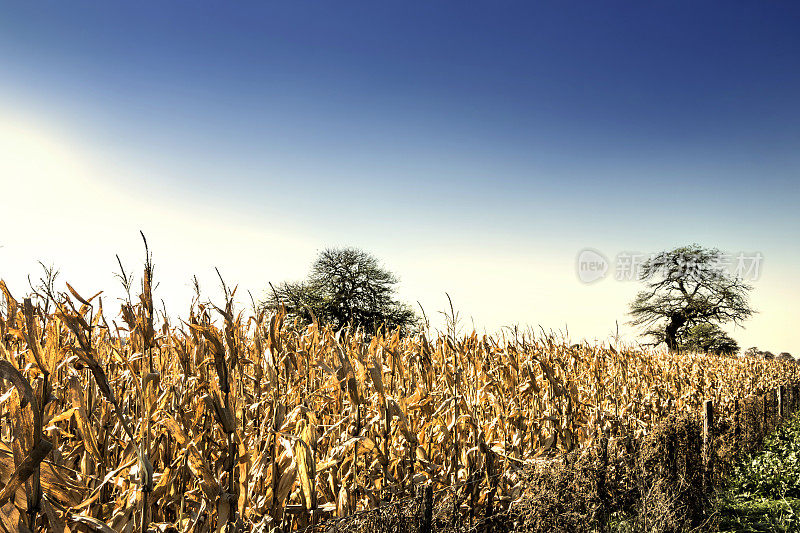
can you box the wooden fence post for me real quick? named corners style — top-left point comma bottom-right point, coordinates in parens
top-left (778, 386), bottom-right (785, 419)
top-left (787, 386), bottom-right (791, 416)
top-left (415, 485), bottom-right (426, 530)
top-left (484, 450), bottom-right (496, 533)
top-left (703, 399), bottom-right (714, 492)
top-left (733, 398), bottom-right (741, 451)
top-left (420, 485), bottom-right (433, 533)
top-left (597, 433), bottom-right (609, 533)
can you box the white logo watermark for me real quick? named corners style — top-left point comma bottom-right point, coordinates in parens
top-left (576, 249), bottom-right (763, 284)
top-left (576, 249), bottom-right (609, 283)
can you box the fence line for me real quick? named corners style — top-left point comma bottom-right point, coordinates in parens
top-left (286, 381), bottom-right (800, 533)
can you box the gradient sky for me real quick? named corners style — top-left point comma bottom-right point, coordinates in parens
top-left (0, 2), bottom-right (798, 353)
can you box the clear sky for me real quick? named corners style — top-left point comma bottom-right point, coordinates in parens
top-left (0, 2), bottom-right (798, 354)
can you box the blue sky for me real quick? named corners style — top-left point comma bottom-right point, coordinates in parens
top-left (0, 2), bottom-right (798, 353)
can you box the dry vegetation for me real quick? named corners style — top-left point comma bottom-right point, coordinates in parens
top-left (0, 258), bottom-right (798, 532)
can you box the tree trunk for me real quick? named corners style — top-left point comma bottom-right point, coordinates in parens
top-left (665, 313), bottom-right (686, 352)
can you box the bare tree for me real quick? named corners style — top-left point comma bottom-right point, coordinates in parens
top-left (628, 244), bottom-right (754, 351)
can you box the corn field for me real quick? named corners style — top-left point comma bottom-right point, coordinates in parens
top-left (0, 262), bottom-right (797, 532)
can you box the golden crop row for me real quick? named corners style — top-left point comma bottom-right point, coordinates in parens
top-left (0, 276), bottom-right (796, 532)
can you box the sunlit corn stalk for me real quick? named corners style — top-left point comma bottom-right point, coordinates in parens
top-left (267, 308), bottom-right (284, 524)
top-left (0, 358), bottom-right (51, 530)
top-left (190, 273), bottom-right (239, 531)
top-left (139, 233), bottom-right (158, 533)
top-left (56, 286), bottom-right (154, 530)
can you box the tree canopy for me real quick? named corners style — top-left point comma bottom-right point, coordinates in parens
top-left (628, 244), bottom-right (754, 352)
top-left (263, 247), bottom-right (418, 334)
top-left (681, 323), bottom-right (739, 356)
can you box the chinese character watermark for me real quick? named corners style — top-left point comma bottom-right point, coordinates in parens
top-left (576, 249), bottom-right (764, 283)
